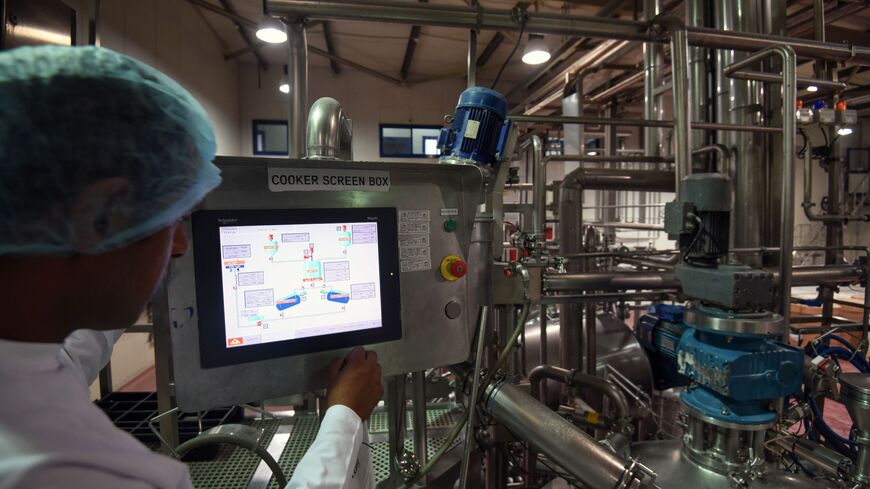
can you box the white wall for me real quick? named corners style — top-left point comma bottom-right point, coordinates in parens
top-left (99, 0), bottom-right (241, 156)
top-left (239, 64), bottom-right (466, 161)
top-left (87, 0), bottom-right (241, 398)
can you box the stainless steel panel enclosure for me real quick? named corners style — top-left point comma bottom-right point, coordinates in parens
top-left (161, 157), bottom-right (484, 411)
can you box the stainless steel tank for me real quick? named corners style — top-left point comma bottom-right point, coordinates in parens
top-left (630, 439), bottom-right (830, 489)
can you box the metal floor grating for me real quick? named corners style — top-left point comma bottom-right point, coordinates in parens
top-left (186, 409), bottom-right (459, 488)
top-left (369, 435), bottom-right (462, 482)
top-left (188, 419), bottom-right (281, 489)
top-left (368, 407), bottom-right (457, 434)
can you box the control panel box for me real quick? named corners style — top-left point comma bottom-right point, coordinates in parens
top-left (159, 157), bottom-right (484, 411)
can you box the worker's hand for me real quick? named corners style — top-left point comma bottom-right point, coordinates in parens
top-left (326, 347), bottom-right (384, 421)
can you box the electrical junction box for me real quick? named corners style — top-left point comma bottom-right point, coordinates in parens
top-left (675, 263), bottom-right (776, 310)
top-left (814, 108), bottom-right (836, 124)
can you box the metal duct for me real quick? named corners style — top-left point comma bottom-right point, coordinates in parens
top-left (306, 97), bottom-right (352, 160)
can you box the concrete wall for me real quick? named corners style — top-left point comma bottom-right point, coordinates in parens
top-left (88, 0), bottom-right (241, 398)
top-left (239, 63), bottom-right (466, 161)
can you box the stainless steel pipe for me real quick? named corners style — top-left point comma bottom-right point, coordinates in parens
top-left (529, 135), bottom-right (545, 235)
top-left (545, 272), bottom-right (680, 292)
top-left (264, 0), bottom-right (870, 65)
top-left (545, 265), bottom-right (860, 292)
top-left (562, 169), bottom-right (676, 192)
top-left (723, 45), bottom-right (797, 330)
top-left (286, 22), bottom-right (308, 158)
top-left (509, 114), bottom-right (782, 134)
top-left (528, 365), bottom-right (631, 425)
top-left (306, 97), bottom-right (352, 160)
top-left (484, 382), bottom-right (656, 489)
top-left (659, 17), bottom-right (692, 199)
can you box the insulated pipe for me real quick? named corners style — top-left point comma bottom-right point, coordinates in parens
top-left (723, 45), bottom-right (797, 332)
top-left (528, 365), bottom-right (631, 425)
top-left (306, 97), bottom-right (352, 160)
top-left (658, 17), bottom-right (692, 200)
top-left (286, 22), bottom-right (308, 158)
top-left (483, 382), bottom-right (656, 489)
top-left (264, 0), bottom-right (870, 64)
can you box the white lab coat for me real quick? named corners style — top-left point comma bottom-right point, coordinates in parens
top-left (0, 330), bottom-right (373, 489)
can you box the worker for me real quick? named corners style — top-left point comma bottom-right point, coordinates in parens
top-left (0, 45), bottom-right (383, 489)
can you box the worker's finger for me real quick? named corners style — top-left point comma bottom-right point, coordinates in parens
top-left (327, 357), bottom-right (343, 382)
top-left (345, 346), bottom-right (366, 365)
top-left (365, 350), bottom-right (379, 363)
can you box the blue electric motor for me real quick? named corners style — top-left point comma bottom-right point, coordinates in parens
top-left (637, 304), bottom-right (804, 426)
top-left (438, 87), bottom-right (512, 166)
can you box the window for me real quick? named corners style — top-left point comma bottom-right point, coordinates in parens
top-left (379, 124), bottom-right (442, 158)
top-left (252, 120), bottom-right (288, 155)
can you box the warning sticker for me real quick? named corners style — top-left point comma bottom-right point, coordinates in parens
top-left (399, 209), bottom-right (432, 272)
top-left (399, 234), bottom-right (430, 247)
top-left (400, 246), bottom-right (431, 260)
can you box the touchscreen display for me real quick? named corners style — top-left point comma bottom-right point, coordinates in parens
top-left (218, 221), bottom-right (383, 349)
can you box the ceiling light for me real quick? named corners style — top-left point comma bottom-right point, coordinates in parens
top-left (837, 126), bottom-right (853, 136)
top-left (588, 151), bottom-right (598, 156)
top-left (522, 34), bottom-right (551, 65)
top-left (256, 18), bottom-right (287, 44)
top-left (279, 77), bottom-right (290, 93)
top-left (806, 85), bottom-right (819, 93)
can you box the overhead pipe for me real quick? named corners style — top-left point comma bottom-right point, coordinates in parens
top-left (509, 114), bottom-right (782, 134)
top-left (264, 0), bottom-right (870, 64)
top-left (562, 168), bottom-right (676, 192)
top-left (484, 382), bottom-right (657, 489)
top-left (586, 71), bottom-right (645, 103)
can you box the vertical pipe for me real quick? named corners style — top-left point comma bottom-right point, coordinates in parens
top-left (716, 0), bottom-right (764, 265)
top-left (687, 0), bottom-right (709, 166)
top-left (530, 135), bottom-right (545, 234)
top-left (460, 306), bottom-right (489, 489)
top-left (643, 0), bottom-right (663, 158)
top-left (559, 183), bottom-right (583, 373)
top-left (468, 29), bottom-right (478, 88)
top-left (762, 0), bottom-right (786, 271)
top-left (386, 375), bottom-right (407, 480)
top-left (778, 45), bottom-right (797, 333)
top-left (412, 371), bottom-right (428, 481)
top-left (287, 22), bottom-right (308, 158)
top-left (665, 18), bottom-right (692, 199)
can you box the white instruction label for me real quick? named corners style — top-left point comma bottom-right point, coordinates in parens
top-left (400, 258), bottom-right (432, 273)
top-left (268, 167), bottom-right (390, 192)
top-left (399, 210), bottom-right (430, 222)
top-left (398, 209), bottom-right (432, 273)
top-left (399, 222), bottom-right (430, 235)
top-left (398, 235), bottom-right (430, 247)
top-left (464, 119), bottom-right (480, 139)
top-left (440, 208), bottom-right (459, 216)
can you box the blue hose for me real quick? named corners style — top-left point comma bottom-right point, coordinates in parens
top-left (803, 340), bottom-right (870, 459)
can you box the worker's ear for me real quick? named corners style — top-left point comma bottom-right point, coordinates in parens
top-left (69, 177), bottom-right (132, 253)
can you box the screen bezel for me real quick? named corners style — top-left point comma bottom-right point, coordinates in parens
top-left (192, 208), bottom-right (402, 369)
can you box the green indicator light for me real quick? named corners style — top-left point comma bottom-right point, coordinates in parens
top-left (443, 219), bottom-right (458, 232)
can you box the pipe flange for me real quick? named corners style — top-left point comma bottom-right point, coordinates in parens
top-left (684, 306), bottom-right (786, 337)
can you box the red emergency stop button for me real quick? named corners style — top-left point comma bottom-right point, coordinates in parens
top-left (440, 255), bottom-right (467, 281)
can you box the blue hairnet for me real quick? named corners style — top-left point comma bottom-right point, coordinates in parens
top-left (0, 45), bottom-right (222, 255)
